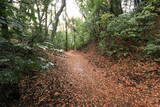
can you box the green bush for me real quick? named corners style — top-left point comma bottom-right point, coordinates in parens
top-left (0, 42), bottom-right (51, 84)
top-left (144, 38), bottom-right (160, 57)
top-left (97, 1), bottom-right (158, 57)
top-left (145, 44), bottom-right (160, 57)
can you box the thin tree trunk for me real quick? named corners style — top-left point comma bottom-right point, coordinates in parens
top-left (0, 0), bottom-right (9, 39)
top-left (134, 0), bottom-right (141, 7)
top-left (65, 5), bottom-right (68, 51)
top-left (73, 30), bottom-right (76, 50)
top-left (35, 0), bottom-right (45, 34)
top-left (45, 7), bottom-right (48, 37)
top-left (51, 0), bottom-right (66, 40)
top-left (110, 0), bottom-right (123, 16)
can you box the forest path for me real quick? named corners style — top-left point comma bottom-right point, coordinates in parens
top-left (53, 50), bottom-right (133, 106)
top-left (19, 44), bottom-right (160, 106)
top-left (64, 50), bottom-right (108, 101)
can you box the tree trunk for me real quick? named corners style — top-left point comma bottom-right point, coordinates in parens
top-left (45, 7), bottom-right (48, 37)
top-left (73, 30), bottom-right (76, 50)
top-left (51, 0), bottom-right (66, 40)
top-left (134, 0), bottom-right (141, 7)
top-left (65, 6), bottom-right (68, 51)
top-left (0, 0), bottom-right (9, 39)
top-left (110, 0), bottom-right (123, 16)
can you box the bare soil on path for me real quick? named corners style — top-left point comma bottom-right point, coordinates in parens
top-left (19, 47), bottom-right (160, 106)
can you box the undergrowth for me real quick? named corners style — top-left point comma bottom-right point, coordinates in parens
top-left (96, 1), bottom-right (160, 59)
top-left (0, 38), bottom-right (55, 106)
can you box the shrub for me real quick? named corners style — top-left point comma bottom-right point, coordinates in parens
top-left (144, 38), bottom-right (160, 57)
top-left (97, 1), bottom-right (158, 57)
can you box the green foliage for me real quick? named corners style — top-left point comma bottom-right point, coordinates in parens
top-left (0, 70), bottom-right (19, 84)
top-left (96, 1), bottom-right (159, 57)
top-left (145, 44), bottom-right (160, 57)
top-left (52, 31), bottom-right (67, 49)
top-left (100, 13), bottom-right (114, 24)
top-left (73, 19), bottom-right (91, 49)
top-left (144, 38), bottom-right (160, 57)
top-left (106, 7), bottom-right (157, 38)
top-left (0, 36), bottom-right (54, 105)
top-left (0, 0), bottom-right (63, 105)
top-left (76, 0), bottom-right (160, 58)
top-left (107, 13), bottom-right (138, 37)
top-left (0, 40), bottom-right (54, 84)
top-left (0, 0), bottom-right (57, 85)
top-left (52, 18), bottom-right (91, 50)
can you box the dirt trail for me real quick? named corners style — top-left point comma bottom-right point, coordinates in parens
top-left (64, 51), bottom-right (107, 99)
top-left (19, 44), bottom-right (160, 106)
top-left (55, 50), bottom-right (134, 106)
top-left (53, 48), bottom-right (160, 106)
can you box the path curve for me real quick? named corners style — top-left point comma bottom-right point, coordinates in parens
top-left (56, 50), bottom-right (132, 106)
